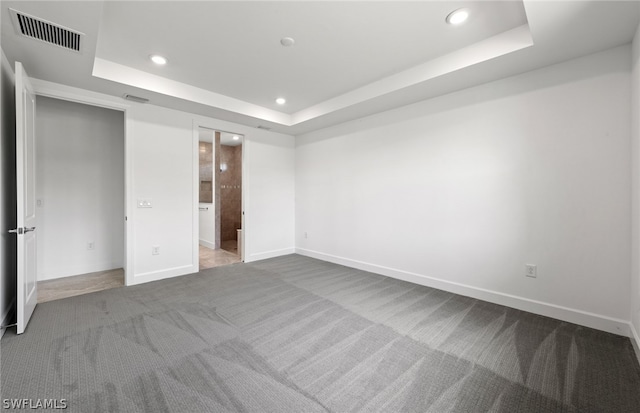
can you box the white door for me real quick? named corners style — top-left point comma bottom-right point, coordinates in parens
top-left (12, 62), bottom-right (37, 334)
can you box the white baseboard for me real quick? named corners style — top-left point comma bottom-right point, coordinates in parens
top-left (245, 247), bottom-right (295, 263)
top-left (199, 239), bottom-right (216, 249)
top-left (0, 298), bottom-right (16, 340)
top-left (630, 322), bottom-right (640, 366)
top-left (296, 248), bottom-right (630, 337)
top-left (38, 260), bottom-right (123, 281)
top-left (131, 264), bottom-right (197, 286)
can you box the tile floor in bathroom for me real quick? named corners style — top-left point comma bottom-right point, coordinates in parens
top-left (199, 242), bottom-right (242, 269)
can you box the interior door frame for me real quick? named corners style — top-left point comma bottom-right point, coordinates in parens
top-left (192, 120), bottom-right (245, 264)
top-left (29, 80), bottom-right (134, 286)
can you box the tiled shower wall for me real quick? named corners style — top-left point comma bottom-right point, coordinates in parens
top-left (199, 142), bottom-right (213, 203)
top-left (220, 145), bottom-right (242, 242)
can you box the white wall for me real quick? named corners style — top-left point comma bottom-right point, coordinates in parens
top-left (23, 79), bottom-right (295, 286)
top-left (1, 48), bottom-right (16, 337)
top-left (127, 104), bottom-right (197, 283)
top-left (118, 103), bottom-right (296, 286)
top-left (35, 97), bottom-right (124, 280)
top-left (631, 24), bottom-right (640, 359)
top-left (243, 132), bottom-right (295, 261)
top-left (296, 45), bottom-right (632, 335)
top-left (129, 104), bottom-right (295, 281)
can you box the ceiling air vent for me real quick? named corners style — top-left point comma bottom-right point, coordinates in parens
top-left (10, 9), bottom-right (83, 53)
top-left (256, 125), bottom-right (271, 131)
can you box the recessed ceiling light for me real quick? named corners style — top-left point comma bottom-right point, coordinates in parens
top-left (276, 98), bottom-right (286, 105)
top-left (280, 37), bottom-right (295, 47)
top-left (150, 54), bottom-right (167, 65)
top-left (232, 135), bottom-right (239, 141)
top-left (446, 8), bottom-right (469, 25)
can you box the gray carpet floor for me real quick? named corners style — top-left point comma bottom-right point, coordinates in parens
top-left (1, 254), bottom-right (639, 412)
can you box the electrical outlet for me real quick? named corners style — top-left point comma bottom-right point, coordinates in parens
top-left (152, 245), bottom-right (160, 255)
top-left (87, 242), bottom-right (95, 250)
top-left (525, 264), bottom-right (537, 278)
top-left (36, 199), bottom-right (44, 207)
top-left (137, 198), bottom-right (153, 208)
top-left (304, 232), bottom-right (308, 239)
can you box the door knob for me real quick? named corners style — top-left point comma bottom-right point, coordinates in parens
top-left (8, 227), bottom-right (35, 234)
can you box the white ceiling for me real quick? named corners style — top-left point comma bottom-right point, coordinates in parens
top-left (97, 1), bottom-right (527, 113)
top-left (1, 1), bottom-right (639, 135)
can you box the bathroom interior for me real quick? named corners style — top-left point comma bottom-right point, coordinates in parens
top-left (198, 127), bottom-right (243, 269)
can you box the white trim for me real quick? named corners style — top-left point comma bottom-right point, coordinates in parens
top-left (31, 79), bottom-right (130, 111)
top-left (191, 118), bottom-right (250, 264)
top-left (242, 137), bottom-right (250, 262)
top-left (199, 240), bottom-right (216, 249)
top-left (630, 322), bottom-right (640, 366)
top-left (0, 298), bottom-right (16, 339)
top-left (296, 248), bottom-right (630, 337)
top-left (192, 121), bottom-right (200, 272)
top-left (240, 135), bottom-right (246, 263)
top-left (130, 264), bottom-right (197, 286)
top-left (124, 113), bottom-right (134, 286)
top-left (246, 247), bottom-right (295, 263)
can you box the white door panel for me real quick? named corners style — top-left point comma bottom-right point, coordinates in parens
top-left (14, 61), bottom-right (37, 334)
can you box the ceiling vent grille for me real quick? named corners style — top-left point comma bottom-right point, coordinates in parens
top-left (123, 94), bottom-right (149, 104)
top-left (10, 9), bottom-right (83, 53)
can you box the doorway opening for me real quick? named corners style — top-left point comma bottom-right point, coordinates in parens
top-left (35, 96), bottom-right (125, 302)
top-left (198, 127), bottom-right (243, 270)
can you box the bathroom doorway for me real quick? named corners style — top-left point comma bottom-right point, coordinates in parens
top-left (198, 127), bottom-right (243, 270)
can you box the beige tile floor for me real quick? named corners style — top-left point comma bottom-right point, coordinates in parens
top-left (199, 243), bottom-right (241, 269)
top-left (38, 243), bottom-right (242, 303)
top-left (38, 268), bottom-right (124, 303)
